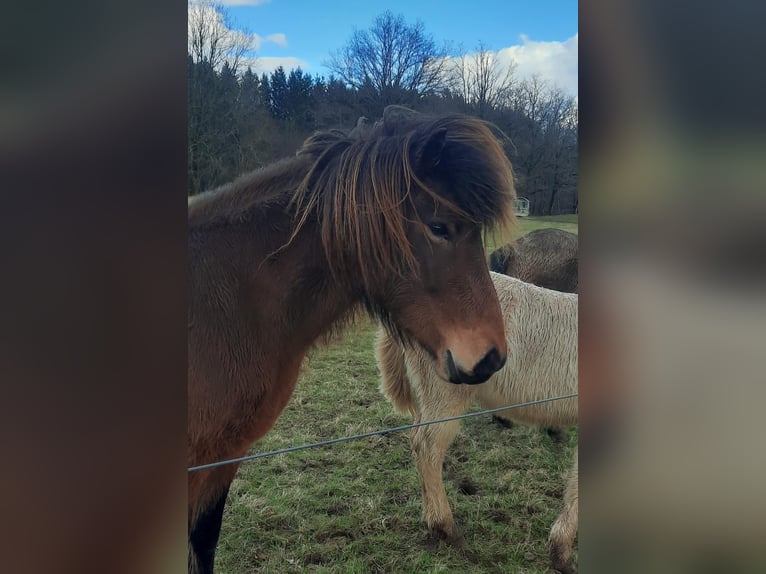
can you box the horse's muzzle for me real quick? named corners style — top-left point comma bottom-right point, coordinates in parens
top-left (445, 348), bottom-right (506, 385)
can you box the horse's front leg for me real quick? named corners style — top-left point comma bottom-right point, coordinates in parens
top-left (188, 465), bottom-right (239, 574)
top-left (548, 451), bottom-right (578, 574)
top-left (411, 415), bottom-right (465, 547)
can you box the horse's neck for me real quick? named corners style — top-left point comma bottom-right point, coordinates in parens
top-left (242, 217), bottom-right (360, 352)
top-left (188, 158), bottom-right (307, 229)
top-left (190, 174), bottom-right (362, 357)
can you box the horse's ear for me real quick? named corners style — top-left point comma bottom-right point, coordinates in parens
top-left (415, 128), bottom-right (448, 172)
top-left (349, 116), bottom-right (370, 139)
top-left (382, 105), bottom-right (418, 131)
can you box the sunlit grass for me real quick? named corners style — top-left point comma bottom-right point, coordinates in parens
top-left (486, 215), bottom-right (578, 253)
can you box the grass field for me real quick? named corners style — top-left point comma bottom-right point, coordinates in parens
top-left (216, 216), bottom-right (578, 573)
top-left (514, 214), bottom-right (578, 236)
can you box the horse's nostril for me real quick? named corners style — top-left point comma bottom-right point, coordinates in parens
top-left (445, 347), bottom-right (505, 385)
top-left (473, 347), bottom-right (505, 380)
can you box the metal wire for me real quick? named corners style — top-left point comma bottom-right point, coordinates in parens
top-left (188, 393), bottom-right (577, 473)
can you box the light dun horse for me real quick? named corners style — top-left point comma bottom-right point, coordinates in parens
top-left (188, 107), bottom-right (516, 573)
top-left (488, 227), bottom-right (578, 439)
top-left (378, 271), bottom-right (578, 574)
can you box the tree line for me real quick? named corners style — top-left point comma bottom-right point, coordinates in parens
top-left (188, 6), bottom-right (577, 216)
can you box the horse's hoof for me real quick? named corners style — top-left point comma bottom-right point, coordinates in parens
top-left (550, 562), bottom-right (576, 574)
top-left (427, 527), bottom-right (479, 562)
top-left (428, 525), bottom-right (463, 548)
top-left (550, 546), bottom-right (576, 574)
top-left (492, 415), bottom-right (514, 429)
top-left (447, 533), bottom-right (465, 550)
top-left (546, 427), bottom-right (568, 444)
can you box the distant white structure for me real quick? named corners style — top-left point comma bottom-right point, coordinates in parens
top-left (512, 197), bottom-right (530, 217)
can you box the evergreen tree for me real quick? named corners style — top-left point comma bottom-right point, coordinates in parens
top-left (286, 68), bottom-right (315, 131)
top-left (239, 67), bottom-right (261, 110)
top-left (268, 67), bottom-right (289, 121)
top-left (259, 73), bottom-right (271, 109)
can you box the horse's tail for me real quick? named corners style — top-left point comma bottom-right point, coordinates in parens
top-left (376, 329), bottom-right (416, 418)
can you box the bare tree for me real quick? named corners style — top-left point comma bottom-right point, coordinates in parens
top-left (511, 74), bottom-right (550, 123)
top-left (561, 96), bottom-right (579, 133)
top-left (507, 76), bottom-right (578, 215)
top-left (328, 11), bottom-right (450, 98)
top-left (188, 0), bottom-right (253, 72)
top-left (450, 42), bottom-right (517, 118)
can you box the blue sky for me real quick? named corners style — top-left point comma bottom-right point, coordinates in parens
top-left (216, 0), bottom-right (578, 94)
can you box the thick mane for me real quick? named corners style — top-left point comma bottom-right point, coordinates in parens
top-left (190, 107), bottom-right (516, 293)
top-left (187, 156), bottom-right (310, 228)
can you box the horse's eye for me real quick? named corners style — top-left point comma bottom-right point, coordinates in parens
top-left (428, 223), bottom-right (450, 240)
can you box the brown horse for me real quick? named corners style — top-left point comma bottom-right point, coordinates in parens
top-left (489, 228), bottom-right (578, 294)
top-left (187, 106), bottom-right (516, 573)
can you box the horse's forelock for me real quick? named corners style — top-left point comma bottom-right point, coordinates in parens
top-left (290, 113), bottom-right (516, 295)
top-left (425, 116), bottom-right (517, 229)
top-left (292, 128), bottom-right (419, 293)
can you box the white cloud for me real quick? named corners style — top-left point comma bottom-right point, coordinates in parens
top-left (264, 33), bottom-right (287, 47)
top-left (241, 56), bottom-right (310, 75)
top-left (496, 34), bottom-right (578, 96)
top-left (251, 33), bottom-right (286, 51)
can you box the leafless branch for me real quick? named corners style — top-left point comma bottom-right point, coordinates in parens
top-left (327, 11), bottom-right (450, 96)
top-left (187, 0), bottom-right (254, 73)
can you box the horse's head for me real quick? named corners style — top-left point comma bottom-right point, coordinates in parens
top-left (377, 201), bottom-right (509, 385)
top-left (296, 107), bottom-right (516, 384)
top-left (366, 108), bottom-right (516, 385)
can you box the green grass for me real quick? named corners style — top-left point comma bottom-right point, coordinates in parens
top-left (484, 215), bottom-right (578, 254)
top-left (512, 215), bottom-right (579, 243)
top-left (216, 218), bottom-right (578, 573)
top-left (516, 215), bottom-right (578, 235)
